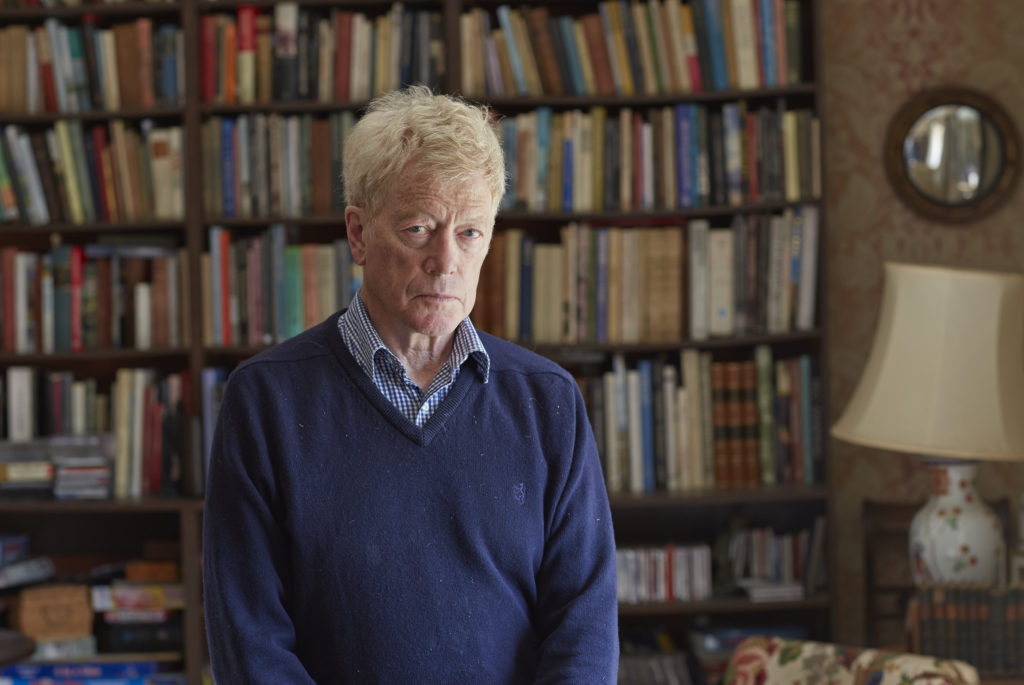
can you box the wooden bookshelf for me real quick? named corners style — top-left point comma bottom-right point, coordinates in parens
top-left (0, 0), bottom-right (830, 681)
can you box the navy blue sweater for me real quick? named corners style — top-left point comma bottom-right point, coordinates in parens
top-left (203, 314), bottom-right (619, 683)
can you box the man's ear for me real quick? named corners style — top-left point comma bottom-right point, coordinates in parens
top-left (345, 206), bottom-right (368, 266)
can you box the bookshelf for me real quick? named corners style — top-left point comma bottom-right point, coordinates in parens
top-left (0, 0), bottom-right (829, 682)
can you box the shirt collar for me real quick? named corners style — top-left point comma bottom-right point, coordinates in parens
top-left (339, 291), bottom-right (490, 383)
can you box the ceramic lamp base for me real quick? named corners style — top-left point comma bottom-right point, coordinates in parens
top-left (908, 461), bottom-right (1004, 585)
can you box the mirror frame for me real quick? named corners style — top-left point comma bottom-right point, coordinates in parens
top-left (884, 86), bottom-right (1021, 224)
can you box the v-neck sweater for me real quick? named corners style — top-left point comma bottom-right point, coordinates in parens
top-left (203, 313), bottom-right (619, 684)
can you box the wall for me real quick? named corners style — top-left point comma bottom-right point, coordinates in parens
top-left (823, 0), bottom-right (1024, 644)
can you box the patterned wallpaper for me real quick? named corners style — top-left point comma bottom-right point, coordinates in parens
top-left (823, 0), bottom-right (1024, 644)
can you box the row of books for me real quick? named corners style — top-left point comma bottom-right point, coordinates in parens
top-left (203, 226), bottom-right (362, 347)
top-left (726, 515), bottom-right (826, 594)
top-left (461, 0), bottom-right (803, 99)
top-left (0, 121), bottom-right (184, 226)
top-left (200, 3), bottom-right (444, 105)
top-left (498, 103), bottom-right (820, 215)
top-left (0, 18), bottom-right (182, 115)
top-left (202, 111), bottom-right (351, 219)
top-left (616, 543), bottom-right (713, 604)
top-left (0, 244), bottom-right (190, 354)
top-left (471, 210), bottom-right (817, 349)
top-left (1, 0), bottom-right (177, 8)
top-left (583, 348), bottom-right (822, 493)
top-left (2, 367), bottom-right (187, 499)
top-left (908, 585), bottom-right (1024, 678)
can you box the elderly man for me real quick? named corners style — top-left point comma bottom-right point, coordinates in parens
top-left (203, 86), bottom-right (618, 683)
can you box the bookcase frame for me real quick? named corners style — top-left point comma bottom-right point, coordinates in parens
top-left (0, 0), bottom-right (830, 681)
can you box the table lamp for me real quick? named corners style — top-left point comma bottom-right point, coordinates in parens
top-left (832, 262), bottom-right (1024, 585)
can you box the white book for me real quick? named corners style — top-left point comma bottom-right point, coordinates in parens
top-left (707, 227), bottom-right (735, 337)
top-left (129, 369), bottom-right (152, 499)
top-left (729, 0), bottom-right (760, 89)
top-left (71, 380), bottom-right (87, 436)
top-left (626, 369), bottom-right (644, 495)
top-left (796, 205), bottom-right (819, 331)
top-left (6, 367), bottom-right (36, 442)
top-left (101, 30), bottom-right (120, 111)
top-left (134, 282), bottom-right (152, 350)
top-left (766, 213), bottom-right (791, 333)
top-left (687, 219), bottom-right (709, 340)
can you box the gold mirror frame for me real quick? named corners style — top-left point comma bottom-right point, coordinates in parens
top-left (884, 86), bottom-right (1020, 224)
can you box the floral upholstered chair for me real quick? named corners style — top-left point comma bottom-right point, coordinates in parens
top-left (724, 636), bottom-right (979, 685)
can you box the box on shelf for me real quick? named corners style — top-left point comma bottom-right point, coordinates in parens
top-left (12, 583), bottom-right (92, 642)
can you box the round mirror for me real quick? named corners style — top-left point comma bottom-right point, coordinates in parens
top-left (884, 87), bottom-right (1020, 223)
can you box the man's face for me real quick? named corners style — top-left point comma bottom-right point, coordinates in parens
top-left (346, 166), bottom-right (495, 345)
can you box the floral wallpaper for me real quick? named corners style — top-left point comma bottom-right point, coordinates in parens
top-left (823, 0), bottom-right (1024, 644)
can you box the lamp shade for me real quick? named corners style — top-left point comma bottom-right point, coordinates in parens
top-left (831, 262), bottom-right (1024, 462)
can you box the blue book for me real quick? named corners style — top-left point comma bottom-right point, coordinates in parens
top-left (495, 5), bottom-right (528, 95)
top-left (518, 235), bottom-right (535, 341)
top-left (760, 0), bottom-right (778, 87)
top-left (535, 107), bottom-right (552, 208)
top-left (636, 360), bottom-right (656, 492)
top-left (557, 16), bottom-right (586, 96)
top-left (674, 104), bottom-right (691, 208)
top-left (92, 30), bottom-right (106, 108)
top-left (699, 0), bottom-right (730, 90)
top-left (201, 366), bottom-right (228, 467)
top-left (2, 661), bottom-right (159, 679)
top-left (208, 226), bottom-right (224, 345)
top-left (220, 117), bottom-right (235, 217)
top-left (158, 24), bottom-right (179, 106)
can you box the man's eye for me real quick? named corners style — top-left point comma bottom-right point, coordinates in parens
top-left (463, 228), bottom-right (481, 238)
top-left (407, 225), bottom-right (428, 235)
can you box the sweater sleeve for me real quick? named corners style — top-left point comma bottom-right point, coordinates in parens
top-left (532, 378), bottom-right (619, 683)
top-left (202, 367), bottom-right (318, 685)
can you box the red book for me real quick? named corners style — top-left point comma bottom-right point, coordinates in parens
top-left (150, 397), bottom-right (163, 495)
top-left (136, 18), bottom-right (155, 108)
top-left (218, 229), bottom-right (231, 347)
top-left (223, 20), bottom-right (237, 104)
top-left (332, 10), bottom-right (353, 102)
top-left (201, 15), bottom-right (218, 103)
top-left (34, 26), bottom-right (58, 112)
top-left (69, 245), bottom-right (85, 352)
top-left (91, 125), bottom-right (111, 221)
top-left (236, 5), bottom-right (258, 103)
top-left (0, 248), bottom-right (16, 352)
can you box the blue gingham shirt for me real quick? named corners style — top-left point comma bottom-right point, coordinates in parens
top-left (337, 292), bottom-right (490, 426)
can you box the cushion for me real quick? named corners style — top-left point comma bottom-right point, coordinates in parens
top-left (724, 636), bottom-right (979, 685)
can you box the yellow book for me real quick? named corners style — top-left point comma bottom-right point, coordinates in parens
top-left (572, 19), bottom-right (597, 96)
top-left (605, 1), bottom-right (635, 96)
top-left (783, 109), bottom-right (800, 202)
top-left (53, 121), bottom-right (84, 225)
top-left (591, 106), bottom-right (607, 212)
top-left (606, 227), bottom-right (622, 344)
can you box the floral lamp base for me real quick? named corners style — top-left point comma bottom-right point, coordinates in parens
top-left (908, 461), bottom-right (1004, 585)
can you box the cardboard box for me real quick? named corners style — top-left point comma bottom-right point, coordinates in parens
top-left (13, 583), bottom-right (93, 642)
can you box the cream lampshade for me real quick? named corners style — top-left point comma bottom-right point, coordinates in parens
top-left (832, 261), bottom-right (1024, 585)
